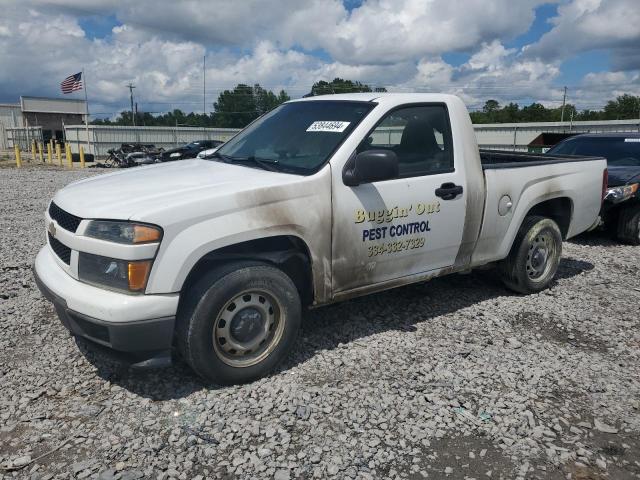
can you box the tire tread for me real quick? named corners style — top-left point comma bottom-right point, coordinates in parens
top-left (175, 261), bottom-right (301, 384)
top-left (616, 205), bottom-right (640, 245)
top-left (499, 216), bottom-right (562, 294)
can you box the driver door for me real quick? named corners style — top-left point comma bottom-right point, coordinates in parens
top-left (331, 104), bottom-right (467, 294)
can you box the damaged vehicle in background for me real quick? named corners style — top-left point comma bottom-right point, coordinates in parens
top-left (548, 133), bottom-right (640, 244)
top-left (100, 144), bottom-right (164, 168)
top-left (159, 140), bottom-right (224, 161)
top-left (197, 143), bottom-right (224, 159)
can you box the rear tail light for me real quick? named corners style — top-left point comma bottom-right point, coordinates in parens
top-left (602, 168), bottom-right (608, 204)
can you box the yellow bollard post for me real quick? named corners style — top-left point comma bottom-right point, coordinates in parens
top-left (38, 142), bottom-right (44, 163)
top-left (79, 146), bottom-right (86, 168)
top-left (14, 145), bottom-right (22, 168)
top-left (31, 141), bottom-right (37, 160)
top-left (56, 143), bottom-right (62, 166)
top-left (47, 142), bottom-right (53, 164)
top-left (65, 144), bottom-right (73, 168)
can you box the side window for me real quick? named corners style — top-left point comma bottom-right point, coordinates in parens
top-left (358, 105), bottom-right (454, 177)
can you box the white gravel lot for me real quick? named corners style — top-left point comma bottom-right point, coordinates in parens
top-left (1, 166), bottom-right (639, 480)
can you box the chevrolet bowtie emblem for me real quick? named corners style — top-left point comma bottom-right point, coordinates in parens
top-left (48, 222), bottom-right (57, 237)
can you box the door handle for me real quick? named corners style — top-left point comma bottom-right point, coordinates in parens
top-left (435, 182), bottom-right (463, 200)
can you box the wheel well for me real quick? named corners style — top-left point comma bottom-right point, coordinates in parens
top-left (181, 235), bottom-right (314, 305)
top-left (525, 197), bottom-right (573, 239)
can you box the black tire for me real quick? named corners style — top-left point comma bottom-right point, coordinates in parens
top-left (499, 216), bottom-right (562, 294)
top-left (616, 205), bottom-right (640, 245)
top-left (176, 262), bottom-right (301, 385)
top-left (71, 153), bottom-right (95, 163)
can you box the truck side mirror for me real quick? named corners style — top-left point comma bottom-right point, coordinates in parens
top-left (343, 150), bottom-right (399, 186)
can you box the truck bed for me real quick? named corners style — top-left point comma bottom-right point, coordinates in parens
top-left (472, 149), bottom-right (607, 268)
top-left (480, 149), bottom-right (604, 169)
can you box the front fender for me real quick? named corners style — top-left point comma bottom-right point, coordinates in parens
top-left (148, 224), bottom-right (317, 294)
top-left (145, 169), bottom-right (332, 302)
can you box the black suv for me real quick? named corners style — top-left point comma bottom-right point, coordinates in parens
top-left (548, 133), bottom-right (640, 244)
top-left (159, 140), bottom-right (224, 162)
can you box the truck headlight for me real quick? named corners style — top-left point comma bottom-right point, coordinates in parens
top-left (78, 253), bottom-right (152, 292)
top-left (605, 183), bottom-right (639, 203)
top-left (85, 221), bottom-right (162, 244)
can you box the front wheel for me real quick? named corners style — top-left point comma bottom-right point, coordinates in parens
top-left (499, 216), bottom-right (563, 294)
top-left (616, 205), bottom-right (640, 245)
top-left (176, 262), bottom-right (301, 385)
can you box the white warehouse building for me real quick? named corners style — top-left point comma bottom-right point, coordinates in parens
top-left (0, 96), bottom-right (87, 149)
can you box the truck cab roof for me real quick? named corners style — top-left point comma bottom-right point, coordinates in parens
top-left (291, 92), bottom-right (462, 104)
top-left (574, 132), bottom-right (640, 138)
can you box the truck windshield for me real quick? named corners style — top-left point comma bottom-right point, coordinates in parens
top-left (548, 137), bottom-right (640, 167)
top-left (215, 101), bottom-right (375, 174)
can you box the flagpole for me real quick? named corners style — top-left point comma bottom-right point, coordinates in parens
top-left (82, 68), bottom-right (91, 156)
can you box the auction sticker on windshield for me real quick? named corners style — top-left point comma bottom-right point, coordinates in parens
top-left (306, 121), bottom-right (351, 132)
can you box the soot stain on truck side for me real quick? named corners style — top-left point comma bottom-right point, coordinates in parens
top-left (233, 179), bottom-right (333, 304)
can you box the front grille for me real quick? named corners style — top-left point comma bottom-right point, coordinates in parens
top-left (49, 202), bottom-right (82, 233)
top-left (48, 232), bottom-right (71, 265)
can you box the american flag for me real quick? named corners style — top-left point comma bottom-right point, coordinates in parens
top-left (60, 72), bottom-right (83, 94)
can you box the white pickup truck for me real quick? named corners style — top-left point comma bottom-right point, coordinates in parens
top-left (35, 93), bottom-right (607, 384)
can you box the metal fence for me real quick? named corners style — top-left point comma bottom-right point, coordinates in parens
top-left (60, 119), bottom-right (640, 158)
top-left (474, 119), bottom-right (640, 151)
top-left (5, 127), bottom-right (43, 149)
top-left (63, 125), bottom-right (241, 157)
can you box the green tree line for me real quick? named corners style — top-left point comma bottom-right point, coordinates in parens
top-left (92, 79), bottom-right (640, 128)
top-left (92, 78), bottom-right (376, 128)
top-left (470, 94), bottom-right (640, 123)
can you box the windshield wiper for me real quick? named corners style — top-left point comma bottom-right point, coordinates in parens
top-left (209, 151), bottom-right (233, 162)
top-left (240, 156), bottom-right (280, 172)
top-left (210, 152), bottom-right (280, 172)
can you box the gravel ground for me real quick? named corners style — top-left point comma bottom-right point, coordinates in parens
top-left (1, 166), bottom-right (639, 480)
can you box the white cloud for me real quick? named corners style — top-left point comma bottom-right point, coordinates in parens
top-left (570, 70), bottom-right (640, 110)
top-left (33, 0), bottom-right (347, 49)
top-left (0, 0), bottom-right (638, 116)
top-left (525, 0), bottom-right (640, 70)
top-left (316, 0), bottom-right (547, 65)
top-left (33, 0), bottom-right (546, 65)
top-left (392, 41), bottom-right (564, 109)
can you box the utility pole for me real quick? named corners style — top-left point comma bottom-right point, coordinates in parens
top-left (127, 83), bottom-right (136, 126)
top-left (569, 110), bottom-right (574, 132)
top-left (82, 68), bottom-right (91, 155)
top-left (560, 86), bottom-right (567, 123)
top-left (203, 55), bottom-right (206, 116)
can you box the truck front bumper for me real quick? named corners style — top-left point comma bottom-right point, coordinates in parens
top-left (34, 246), bottom-right (179, 362)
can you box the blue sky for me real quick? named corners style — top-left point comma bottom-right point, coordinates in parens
top-left (78, 14), bottom-right (119, 41)
top-left (0, 0), bottom-right (638, 117)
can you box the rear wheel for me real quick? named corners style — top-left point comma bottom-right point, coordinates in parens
top-left (499, 216), bottom-right (562, 294)
top-left (616, 205), bottom-right (640, 245)
top-left (177, 262), bottom-right (301, 385)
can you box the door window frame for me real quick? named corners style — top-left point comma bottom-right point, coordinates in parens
top-left (350, 102), bottom-right (455, 181)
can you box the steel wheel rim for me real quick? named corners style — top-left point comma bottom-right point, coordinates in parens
top-left (213, 289), bottom-right (285, 368)
top-left (526, 232), bottom-right (556, 280)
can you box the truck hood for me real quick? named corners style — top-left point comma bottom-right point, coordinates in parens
top-left (607, 166), bottom-right (640, 187)
top-left (53, 159), bottom-right (304, 221)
